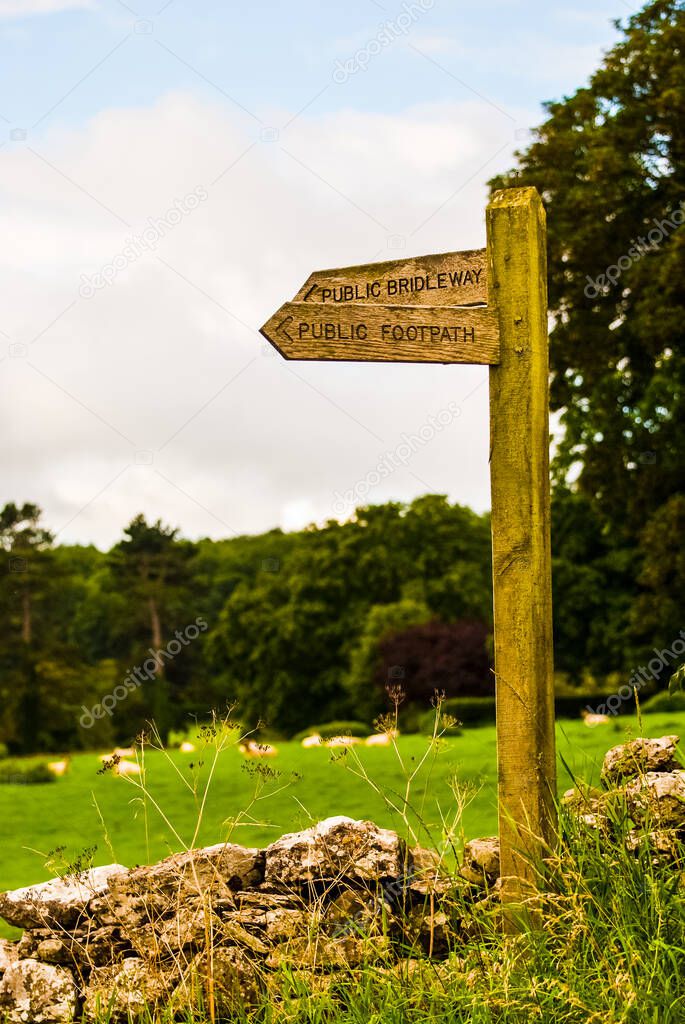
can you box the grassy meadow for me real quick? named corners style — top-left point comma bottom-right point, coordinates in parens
top-left (1, 710), bottom-right (683, 911)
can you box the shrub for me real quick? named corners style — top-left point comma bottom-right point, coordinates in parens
top-left (418, 697), bottom-right (495, 732)
top-left (641, 689), bottom-right (685, 714)
top-left (0, 758), bottom-right (56, 785)
top-left (292, 720), bottom-right (370, 741)
top-left (555, 694), bottom-right (631, 718)
top-left (373, 620), bottom-right (493, 704)
top-left (416, 707), bottom-right (463, 735)
top-left (0, 742), bottom-right (8, 760)
top-left (415, 694), bottom-right (623, 733)
top-left (397, 702), bottom-right (426, 734)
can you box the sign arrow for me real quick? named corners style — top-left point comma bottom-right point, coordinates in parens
top-left (275, 315), bottom-right (294, 343)
top-left (260, 301), bottom-right (500, 364)
top-left (293, 248), bottom-right (487, 308)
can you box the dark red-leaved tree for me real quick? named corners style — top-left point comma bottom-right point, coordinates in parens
top-left (373, 619), bottom-right (492, 703)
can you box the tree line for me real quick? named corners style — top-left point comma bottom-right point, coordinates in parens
top-left (0, 485), bottom-right (679, 753)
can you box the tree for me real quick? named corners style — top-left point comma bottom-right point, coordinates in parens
top-left (108, 515), bottom-right (196, 738)
top-left (491, 0), bottom-right (685, 540)
top-left (551, 488), bottom-right (636, 681)
top-left (0, 503), bottom-right (55, 750)
top-left (490, 0), bottom-right (685, 674)
top-left (0, 502), bottom-right (54, 646)
top-left (632, 494), bottom-right (685, 664)
top-left (371, 620), bottom-right (492, 706)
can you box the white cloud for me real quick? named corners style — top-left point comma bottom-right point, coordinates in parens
top-left (0, 0), bottom-right (92, 15)
top-left (0, 91), bottom-right (533, 547)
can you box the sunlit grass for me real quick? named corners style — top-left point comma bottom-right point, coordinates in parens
top-left (1, 711), bottom-right (681, 901)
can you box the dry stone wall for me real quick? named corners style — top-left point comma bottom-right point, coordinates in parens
top-left (0, 737), bottom-right (683, 1022)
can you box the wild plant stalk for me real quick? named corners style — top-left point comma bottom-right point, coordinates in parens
top-left (97, 709), bottom-right (300, 1024)
top-left (334, 690), bottom-right (472, 859)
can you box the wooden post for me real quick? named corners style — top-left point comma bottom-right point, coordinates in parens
top-left (486, 187), bottom-right (556, 917)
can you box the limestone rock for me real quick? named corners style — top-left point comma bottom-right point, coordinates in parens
top-left (408, 846), bottom-right (453, 896)
top-left (265, 906), bottom-right (312, 942)
top-left (323, 889), bottom-right (387, 937)
top-left (82, 958), bottom-right (171, 1022)
top-left (0, 865), bottom-right (127, 930)
top-left (562, 786), bottom-right (602, 814)
top-left (18, 925), bottom-right (125, 968)
top-left (94, 843), bottom-right (264, 929)
top-left (0, 959), bottom-right (78, 1024)
top-left (601, 735), bottom-right (681, 787)
top-left (625, 771), bottom-right (685, 829)
top-left (562, 788), bottom-right (609, 831)
top-left (74, 926), bottom-right (127, 967)
top-left (0, 939), bottom-right (18, 976)
top-left (266, 931), bottom-right (391, 969)
top-left (264, 817), bottom-right (406, 886)
top-left (15, 932), bottom-right (39, 959)
top-left (34, 938), bottom-right (71, 967)
top-left (626, 828), bottom-right (684, 866)
top-left (219, 917), bottom-right (269, 954)
top-left (131, 900), bottom-right (219, 957)
top-left (173, 946), bottom-right (261, 1016)
top-left (15, 929), bottom-right (120, 966)
top-left (228, 888), bottom-right (302, 915)
top-left (459, 837), bottom-right (500, 887)
top-left (216, 888), bottom-right (303, 936)
top-left (565, 786), bottom-right (631, 834)
top-left (404, 905), bottom-right (455, 956)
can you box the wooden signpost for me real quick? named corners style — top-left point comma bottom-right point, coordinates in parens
top-left (260, 187), bottom-right (556, 920)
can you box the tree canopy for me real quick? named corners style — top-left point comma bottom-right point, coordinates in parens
top-left (491, 0), bottom-right (685, 673)
top-left (492, 0), bottom-right (684, 536)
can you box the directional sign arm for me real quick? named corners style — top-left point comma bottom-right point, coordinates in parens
top-left (293, 249), bottom-right (488, 307)
top-left (260, 301), bottom-right (500, 364)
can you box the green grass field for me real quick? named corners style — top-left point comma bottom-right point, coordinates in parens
top-left (1, 711), bottom-right (683, 911)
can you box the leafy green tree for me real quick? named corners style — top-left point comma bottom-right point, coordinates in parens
top-left (492, 0), bottom-right (685, 540)
top-left (108, 515), bottom-right (197, 738)
top-left (491, 0), bottom-right (685, 674)
top-left (0, 503), bottom-right (55, 750)
top-left (0, 502), bottom-right (54, 646)
top-left (551, 489), bottom-right (636, 681)
top-left (632, 495), bottom-right (685, 661)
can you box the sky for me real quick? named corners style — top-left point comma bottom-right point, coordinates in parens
top-left (0, 0), bottom-right (636, 548)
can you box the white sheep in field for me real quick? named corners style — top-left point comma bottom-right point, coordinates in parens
top-left (300, 734), bottom-right (322, 748)
top-left (365, 730), bottom-right (399, 747)
top-left (99, 746), bottom-right (137, 764)
top-left (365, 733), bottom-right (391, 747)
top-left (179, 741), bottom-right (196, 753)
top-left (581, 711), bottom-right (610, 727)
top-left (114, 759), bottom-right (141, 776)
top-left (239, 740), bottom-right (278, 758)
top-left (325, 735), bottom-right (360, 748)
top-left (47, 759), bottom-right (69, 777)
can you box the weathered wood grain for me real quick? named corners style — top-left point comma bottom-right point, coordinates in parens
top-left (487, 187), bottom-right (556, 923)
top-left (259, 301), bottom-right (500, 364)
top-left (293, 249), bottom-right (487, 307)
